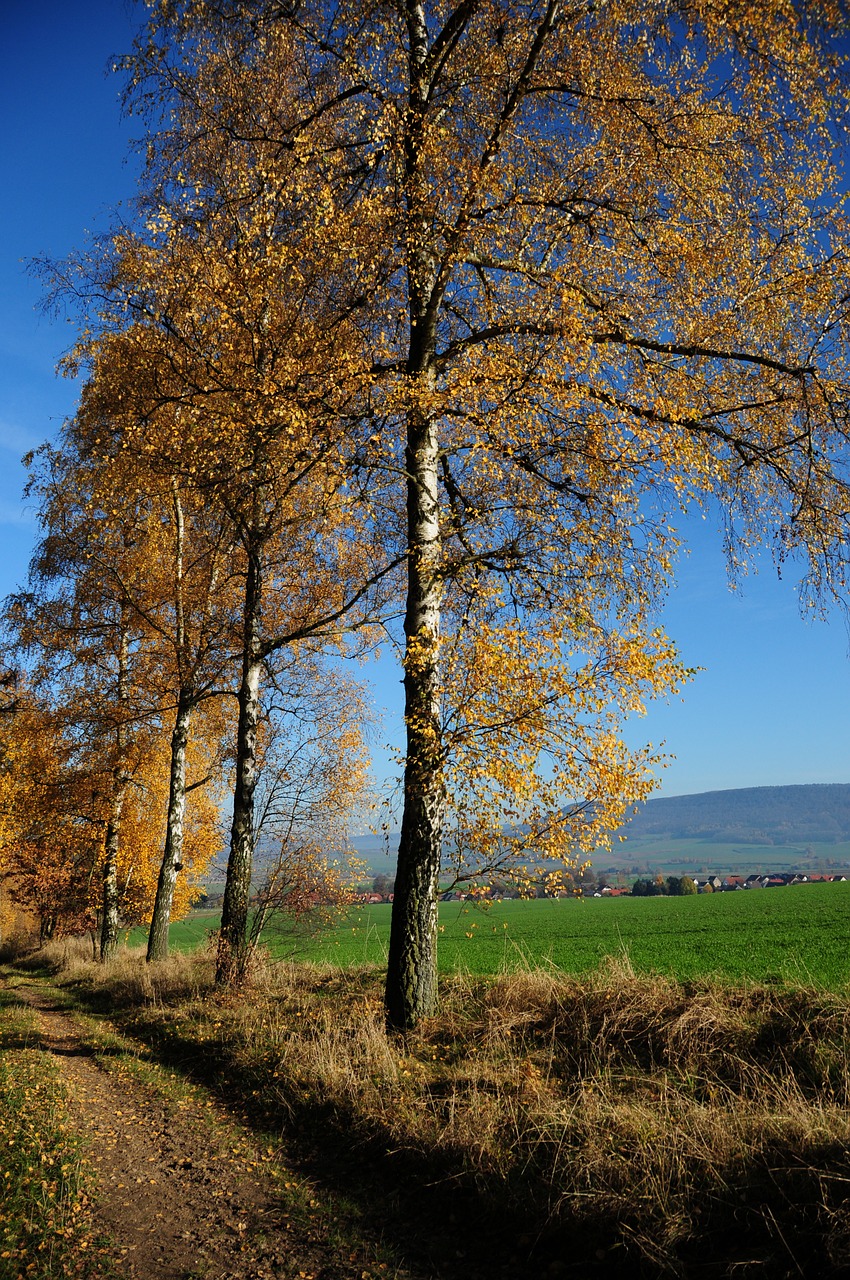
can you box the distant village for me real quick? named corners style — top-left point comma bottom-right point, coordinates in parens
top-left (590, 870), bottom-right (849, 898)
top-left (357, 869), bottom-right (849, 904)
top-left (689, 871), bottom-right (846, 890)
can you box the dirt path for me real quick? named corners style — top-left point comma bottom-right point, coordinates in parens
top-left (11, 980), bottom-right (359, 1280)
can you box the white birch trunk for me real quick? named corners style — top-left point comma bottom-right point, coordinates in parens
top-left (100, 620), bottom-right (130, 963)
top-left (385, 3), bottom-right (446, 1027)
top-left (147, 690), bottom-right (192, 961)
top-left (216, 542), bottom-right (264, 985)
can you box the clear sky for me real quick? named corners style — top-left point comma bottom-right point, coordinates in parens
top-left (1, 0), bottom-right (848, 803)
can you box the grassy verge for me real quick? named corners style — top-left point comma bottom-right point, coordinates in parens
top-left (0, 987), bottom-right (113, 1280)
top-left (9, 953), bottom-right (410, 1280)
top-left (24, 940), bottom-right (850, 1278)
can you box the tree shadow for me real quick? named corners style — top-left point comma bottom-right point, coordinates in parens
top-left (57, 983), bottom-right (845, 1280)
top-left (62, 989), bottom-right (622, 1280)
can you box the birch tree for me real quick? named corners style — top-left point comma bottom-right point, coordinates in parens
top-left (0, 694), bottom-right (98, 945)
top-left (8, 579), bottom-right (145, 958)
top-left (52, 62), bottom-right (397, 981)
top-left (378, 0), bottom-right (850, 1024)
top-left (8, 431), bottom-right (236, 959)
top-left (248, 657), bottom-right (370, 951)
top-left (0, 682), bottom-right (220, 944)
top-left (117, 0), bottom-right (850, 1023)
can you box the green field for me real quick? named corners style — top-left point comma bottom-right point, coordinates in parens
top-left (596, 837), bottom-right (850, 878)
top-left (142, 881), bottom-right (850, 989)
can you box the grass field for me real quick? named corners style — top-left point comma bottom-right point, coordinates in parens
top-left (142, 880), bottom-right (850, 989)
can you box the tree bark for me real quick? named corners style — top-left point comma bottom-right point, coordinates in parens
top-left (100, 777), bottom-right (127, 961)
top-left (216, 543), bottom-right (263, 985)
top-left (100, 619), bottom-right (130, 963)
top-left (385, 9), bottom-right (447, 1029)
top-left (385, 395), bottom-right (445, 1026)
top-left (147, 689), bottom-right (193, 961)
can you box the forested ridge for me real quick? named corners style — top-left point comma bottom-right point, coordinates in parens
top-left (621, 783), bottom-right (850, 844)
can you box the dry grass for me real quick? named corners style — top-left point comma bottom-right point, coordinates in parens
top-left (27, 936), bottom-right (215, 1004)
top-left (23, 944), bottom-right (850, 1276)
top-left (0, 929), bottom-right (41, 964)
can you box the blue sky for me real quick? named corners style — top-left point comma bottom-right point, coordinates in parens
top-left (2, 0), bottom-right (848, 802)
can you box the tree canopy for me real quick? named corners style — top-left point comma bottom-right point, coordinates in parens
top-left (8, 0), bottom-right (850, 1025)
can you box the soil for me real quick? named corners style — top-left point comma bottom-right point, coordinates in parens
top-left (10, 978), bottom-right (403, 1280)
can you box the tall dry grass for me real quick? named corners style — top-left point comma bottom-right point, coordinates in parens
top-left (21, 936), bottom-right (215, 1004)
top-left (23, 944), bottom-right (850, 1276)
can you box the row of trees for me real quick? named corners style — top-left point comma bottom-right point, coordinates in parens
top-left (0, 459), bottom-right (370, 953)
top-left (632, 876), bottom-right (697, 898)
top-left (3, 0), bottom-right (850, 1027)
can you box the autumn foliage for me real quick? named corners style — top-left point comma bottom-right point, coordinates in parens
top-left (0, 687), bottom-right (219, 944)
top-left (5, 1), bottom-right (850, 1030)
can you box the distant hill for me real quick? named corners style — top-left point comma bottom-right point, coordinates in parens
top-left (620, 783), bottom-right (850, 845)
top-left (345, 784), bottom-right (850, 877)
top-left (350, 833), bottom-right (399, 876)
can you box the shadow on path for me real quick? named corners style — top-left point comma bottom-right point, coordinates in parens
top-left (61, 988), bottom-right (620, 1280)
